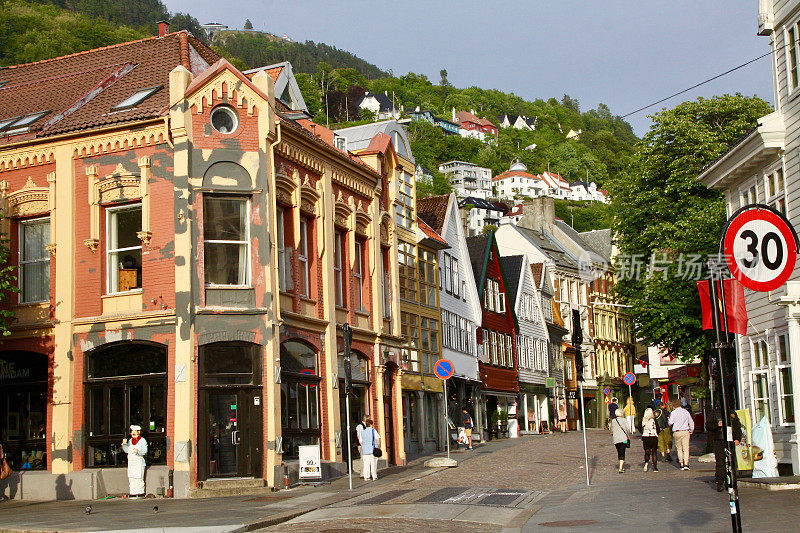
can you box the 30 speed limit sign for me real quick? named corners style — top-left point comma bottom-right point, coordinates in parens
top-left (722, 205), bottom-right (799, 292)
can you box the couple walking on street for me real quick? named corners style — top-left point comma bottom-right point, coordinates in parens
top-left (612, 399), bottom-right (694, 473)
top-left (355, 416), bottom-right (381, 481)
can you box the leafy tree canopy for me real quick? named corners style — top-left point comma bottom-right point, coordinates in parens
top-left (606, 94), bottom-right (773, 360)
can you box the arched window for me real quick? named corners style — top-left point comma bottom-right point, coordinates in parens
top-left (85, 342), bottom-right (167, 467)
top-left (280, 340), bottom-right (320, 458)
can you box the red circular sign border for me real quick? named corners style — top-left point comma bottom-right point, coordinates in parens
top-left (723, 207), bottom-right (797, 292)
top-left (434, 358), bottom-right (454, 380)
top-left (623, 373), bottom-right (636, 385)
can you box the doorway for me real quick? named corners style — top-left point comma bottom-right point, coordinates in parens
top-left (382, 367), bottom-right (395, 464)
top-left (198, 342), bottom-right (263, 481)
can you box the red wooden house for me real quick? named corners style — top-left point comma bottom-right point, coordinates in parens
top-left (466, 234), bottom-right (519, 438)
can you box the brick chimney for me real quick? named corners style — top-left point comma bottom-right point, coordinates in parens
top-left (158, 20), bottom-right (170, 37)
top-left (518, 196), bottom-right (555, 234)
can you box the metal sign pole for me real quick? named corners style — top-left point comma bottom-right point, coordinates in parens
top-left (444, 377), bottom-right (450, 460)
top-left (627, 383), bottom-right (634, 431)
top-left (579, 381), bottom-right (589, 486)
top-left (708, 261), bottom-right (742, 533)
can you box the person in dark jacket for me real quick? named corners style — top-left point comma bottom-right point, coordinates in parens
top-left (706, 410), bottom-right (728, 492)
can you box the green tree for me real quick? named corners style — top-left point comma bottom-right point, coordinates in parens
top-left (482, 224), bottom-right (498, 234)
top-left (607, 94), bottom-right (772, 360)
top-left (439, 68), bottom-right (450, 109)
top-left (0, 217), bottom-right (17, 336)
top-left (244, 19), bottom-right (253, 30)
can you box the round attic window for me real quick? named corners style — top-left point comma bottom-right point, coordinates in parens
top-left (210, 105), bottom-right (238, 134)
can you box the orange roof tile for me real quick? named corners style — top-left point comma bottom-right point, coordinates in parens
top-left (417, 217), bottom-right (448, 246)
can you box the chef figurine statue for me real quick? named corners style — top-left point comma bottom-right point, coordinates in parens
top-left (122, 425), bottom-right (148, 498)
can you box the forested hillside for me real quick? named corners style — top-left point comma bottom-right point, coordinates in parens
top-left (3, 0), bottom-right (635, 228)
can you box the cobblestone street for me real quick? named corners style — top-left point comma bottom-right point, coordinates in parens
top-left (3, 430), bottom-right (800, 533)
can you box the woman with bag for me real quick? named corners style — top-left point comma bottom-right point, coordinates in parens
top-left (360, 419), bottom-right (381, 481)
top-left (641, 408), bottom-right (660, 472)
top-left (612, 408), bottom-right (632, 473)
top-left (0, 442), bottom-right (11, 481)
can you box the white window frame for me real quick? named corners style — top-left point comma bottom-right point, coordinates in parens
top-left (786, 20), bottom-right (800, 95)
top-left (739, 178), bottom-right (758, 209)
top-left (18, 217), bottom-right (50, 303)
top-left (106, 203), bottom-right (143, 294)
top-left (776, 332), bottom-right (794, 426)
top-left (764, 162), bottom-right (788, 216)
top-left (334, 231), bottom-right (345, 307)
top-left (354, 240), bottom-right (364, 310)
top-left (750, 369), bottom-right (772, 425)
top-left (276, 206), bottom-right (292, 292)
top-left (298, 217), bottom-right (310, 297)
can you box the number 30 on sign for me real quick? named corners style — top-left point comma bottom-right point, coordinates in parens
top-left (722, 205), bottom-right (800, 292)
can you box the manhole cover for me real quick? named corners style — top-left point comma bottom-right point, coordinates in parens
top-left (356, 489), bottom-right (413, 505)
top-left (540, 520), bottom-right (598, 527)
top-left (478, 490), bottom-right (526, 506)
top-left (416, 487), bottom-right (470, 503)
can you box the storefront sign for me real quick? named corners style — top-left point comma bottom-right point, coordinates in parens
top-left (567, 390), bottom-right (577, 400)
top-left (545, 377), bottom-right (556, 388)
top-left (298, 444), bottom-right (322, 480)
top-left (0, 355), bottom-right (47, 384)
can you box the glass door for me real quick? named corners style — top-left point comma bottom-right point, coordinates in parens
top-left (208, 392), bottom-right (239, 476)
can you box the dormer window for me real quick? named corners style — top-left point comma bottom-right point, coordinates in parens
top-left (3, 111), bottom-right (49, 134)
top-left (0, 116), bottom-right (20, 131)
top-left (112, 86), bottom-right (162, 111)
top-left (334, 135), bottom-right (346, 151)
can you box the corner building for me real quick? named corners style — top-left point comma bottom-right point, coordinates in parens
top-left (0, 31), bottom-right (404, 499)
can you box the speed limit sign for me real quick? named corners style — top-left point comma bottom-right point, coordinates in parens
top-left (722, 205), bottom-right (799, 292)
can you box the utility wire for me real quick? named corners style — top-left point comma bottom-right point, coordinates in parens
top-left (622, 47), bottom-right (776, 118)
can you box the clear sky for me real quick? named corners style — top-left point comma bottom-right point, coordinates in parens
top-left (162, 0), bottom-right (773, 136)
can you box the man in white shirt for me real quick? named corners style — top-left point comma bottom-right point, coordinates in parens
top-left (668, 400), bottom-right (695, 470)
top-left (354, 414), bottom-right (368, 474)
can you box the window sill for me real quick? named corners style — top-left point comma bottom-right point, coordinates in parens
top-left (355, 309), bottom-right (370, 317)
top-left (13, 301), bottom-right (49, 308)
top-left (103, 289), bottom-right (143, 298)
top-left (335, 305), bottom-right (349, 311)
top-left (299, 296), bottom-right (317, 305)
top-left (206, 285), bottom-right (253, 290)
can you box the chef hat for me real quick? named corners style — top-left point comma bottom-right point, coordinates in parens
top-left (130, 425), bottom-right (142, 431)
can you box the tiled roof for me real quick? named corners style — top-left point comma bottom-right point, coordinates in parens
top-left (579, 229), bottom-right (613, 261)
top-left (531, 263), bottom-right (544, 287)
top-left (493, 169), bottom-right (539, 181)
top-left (454, 110), bottom-right (494, 128)
top-left (416, 194), bottom-right (450, 233)
top-left (417, 216), bottom-right (448, 246)
top-left (500, 255), bottom-right (524, 305)
top-left (515, 226), bottom-right (578, 271)
top-left (0, 31), bottom-right (218, 140)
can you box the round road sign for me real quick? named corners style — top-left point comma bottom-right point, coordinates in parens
top-left (722, 205), bottom-right (799, 292)
top-left (603, 387), bottom-right (611, 395)
top-left (623, 373), bottom-right (636, 386)
top-left (434, 358), bottom-right (454, 380)
top-left (300, 368), bottom-right (318, 387)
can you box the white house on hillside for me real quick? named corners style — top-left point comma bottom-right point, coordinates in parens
top-left (439, 161), bottom-right (492, 199)
top-left (458, 197), bottom-right (504, 236)
top-left (356, 91), bottom-right (400, 120)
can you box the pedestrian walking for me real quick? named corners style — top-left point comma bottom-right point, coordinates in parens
top-left (121, 425), bottom-right (147, 498)
top-left (462, 408), bottom-right (474, 450)
top-left (705, 410), bottom-right (726, 491)
top-left (558, 401), bottom-right (568, 432)
top-left (359, 418), bottom-right (380, 481)
top-left (668, 399), bottom-right (694, 470)
top-left (354, 414), bottom-right (368, 474)
top-left (654, 399), bottom-right (673, 463)
top-left (607, 397), bottom-right (618, 432)
top-left (641, 407), bottom-right (659, 472)
top-left (612, 408), bottom-right (632, 473)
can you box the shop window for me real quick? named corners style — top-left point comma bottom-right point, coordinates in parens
top-left (280, 340), bottom-right (320, 457)
top-left (85, 342), bottom-right (167, 467)
top-left (107, 205), bottom-right (142, 293)
top-left (0, 351), bottom-right (47, 470)
top-left (204, 197), bottom-right (250, 286)
top-left (18, 218), bottom-right (50, 303)
top-left (424, 393), bottom-right (438, 440)
top-left (200, 342), bottom-right (259, 386)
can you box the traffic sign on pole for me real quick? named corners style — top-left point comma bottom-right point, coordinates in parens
top-left (623, 373), bottom-right (636, 386)
top-left (434, 358), bottom-right (454, 380)
top-left (722, 205), bottom-right (799, 292)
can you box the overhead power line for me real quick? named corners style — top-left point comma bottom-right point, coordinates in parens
top-left (621, 47), bottom-right (776, 118)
